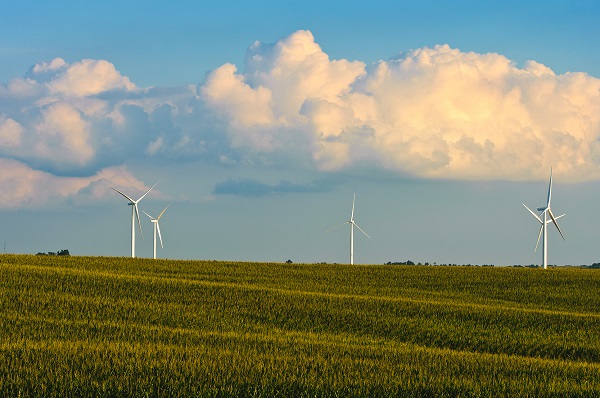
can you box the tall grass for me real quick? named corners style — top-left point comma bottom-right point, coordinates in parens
top-left (1, 254), bottom-right (599, 397)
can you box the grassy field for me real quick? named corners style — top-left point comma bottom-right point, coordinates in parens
top-left (1, 254), bottom-right (599, 397)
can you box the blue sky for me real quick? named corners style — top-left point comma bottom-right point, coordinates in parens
top-left (1, 1), bottom-right (599, 265)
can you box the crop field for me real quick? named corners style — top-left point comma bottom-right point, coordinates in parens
top-left (1, 254), bottom-right (600, 397)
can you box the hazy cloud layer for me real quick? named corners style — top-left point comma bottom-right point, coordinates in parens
top-left (1, 30), bottom-right (600, 207)
top-left (213, 177), bottom-right (336, 197)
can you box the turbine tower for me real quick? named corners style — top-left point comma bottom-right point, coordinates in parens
top-left (144, 205), bottom-right (169, 259)
top-left (523, 169), bottom-right (565, 269)
top-left (111, 182), bottom-right (158, 258)
top-left (327, 193), bottom-right (371, 265)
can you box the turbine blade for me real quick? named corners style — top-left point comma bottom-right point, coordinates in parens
top-left (156, 222), bottom-right (163, 248)
top-left (157, 204), bottom-right (170, 220)
top-left (523, 204), bottom-right (543, 224)
top-left (534, 224), bottom-right (543, 252)
top-left (326, 221), bottom-right (350, 232)
top-left (142, 210), bottom-right (154, 220)
top-left (351, 193), bottom-right (355, 221)
top-left (136, 181), bottom-right (159, 203)
top-left (547, 167), bottom-right (553, 207)
top-left (110, 187), bottom-right (135, 203)
top-left (548, 209), bottom-right (565, 240)
top-left (353, 222), bottom-right (371, 239)
top-left (134, 203), bottom-right (143, 239)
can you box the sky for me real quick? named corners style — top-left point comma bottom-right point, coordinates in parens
top-left (1, 0), bottom-right (599, 265)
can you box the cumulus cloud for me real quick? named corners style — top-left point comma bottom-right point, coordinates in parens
top-left (0, 158), bottom-right (150, 209)
top-left (1, 30), bottom-right (600, 208)
top-left (345, 47), bottom-right (600, 180)
top-left (27, 58), bottom-right (136, 97)
top-left (200, 32), bottom-right (600, 181)
top-left (34, 102), bottom-right (94, 167)
top-left (0, 57), bottom-right (204, 178)
top-left (0, 117), bottom-right (23, 147)
top-left (200, 30), bottom-right (366, 155)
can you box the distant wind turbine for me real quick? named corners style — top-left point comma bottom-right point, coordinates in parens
top-left (143, 205), bottom-right (169, 260)
top-left (110, 182), bottom-right (158, 258)
top-left (523, 169), bottom-right (565, 269)
top-left (327, 193), bottom-right (371, 265)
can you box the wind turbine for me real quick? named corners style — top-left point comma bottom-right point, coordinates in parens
top-left (143, 205), bottom-right (169, 259)
top-left (327, 193), bottom-right (371, 265)
top-left (110, 182), bottom-right (158, 258)
top-left (523, 169), bottom-right (565, 269)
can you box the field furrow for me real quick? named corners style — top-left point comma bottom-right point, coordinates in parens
top-left (1, 254), bottom-right (599, 397)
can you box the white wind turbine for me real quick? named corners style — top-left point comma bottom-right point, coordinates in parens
top-left (327, 193), bottom-right (371, 265)
top-left (143, 205), bottom-right (169, 260)
top-left (523, 169), bottom-right (565, 269)
top-left (110, 182), bottom-right (158, 258)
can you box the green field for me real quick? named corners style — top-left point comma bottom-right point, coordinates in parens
top-left (1, 254), bottom-right (600, 397)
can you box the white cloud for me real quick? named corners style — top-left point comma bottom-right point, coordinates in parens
top-left (312, 139), bottom-right (351, 171)
top-left (31, 57), bottom-right (67, 74)
top-left (0, 77), bottom-right (42, 99)
top-left (0, 159), bottom-right (148, 209)
top-left (146, 136), bottom-right (164, 155)
top-left (49, 59), bottom-right (135, 97)
top-left (200, 30), bottom-right (366, 154)
top-left (0, 117), bottom-right (23, 147)
top-left (34, 102), bottom-right (94, 166)
top-left (349, 45), bottom-right (600, 180)
top-left (201, 63), bottom-right (274, 126)
top-left (1, 30), bottom-right (600, 209)
top-left (27, 58), bottom-right (137, 97)
top-left (200, 37), bottom-right (600, 181)
top-left (0, 57), bottom-right (186, 176)
top-left (244, 30), bottom-right (365, 121)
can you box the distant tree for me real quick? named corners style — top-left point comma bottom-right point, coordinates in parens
top-left (36, 249), bottom-right (70, 256)
top-left (286, 259), bottom-right (292, 264)
top-left (385, 260), bottom-right (416, 266)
